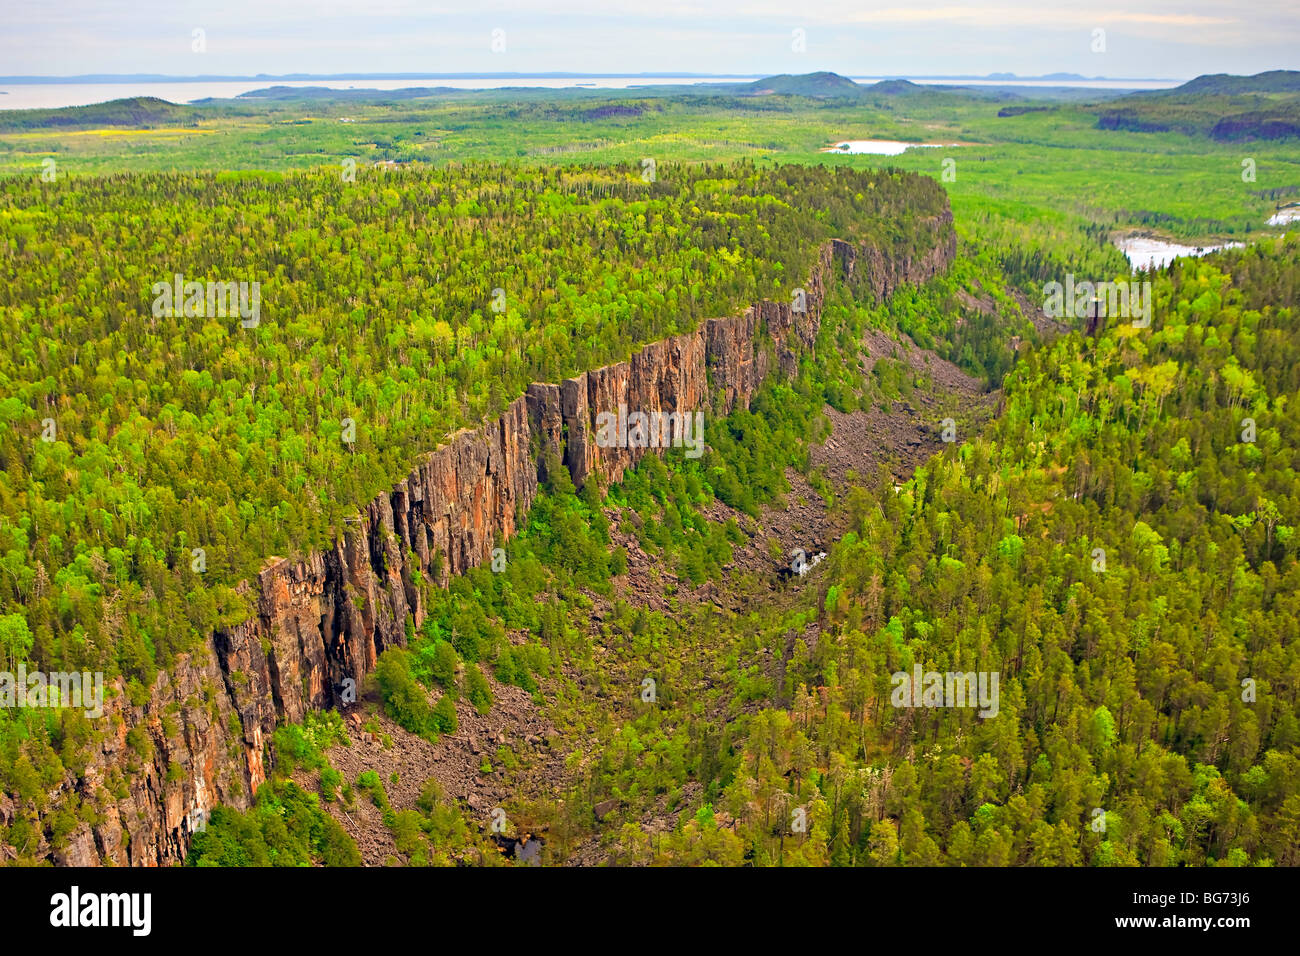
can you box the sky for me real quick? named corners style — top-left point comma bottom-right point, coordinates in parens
top-left (3, 0), bottom-right (1297, 80)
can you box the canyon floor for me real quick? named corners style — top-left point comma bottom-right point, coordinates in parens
top-left (317, 325), bottom-right (1002, 866)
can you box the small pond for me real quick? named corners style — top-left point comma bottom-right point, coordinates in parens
top-left (822, 140), bottom-right (957, 156)
top-left (1115, 235), bottom-right (1245, 271)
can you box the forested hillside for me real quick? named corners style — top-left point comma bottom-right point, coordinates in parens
top-left (175, 236), bottom-right (1300, 867)
top-left (0, 161), bottom-right (945, 685)
top-left (705, 237), bottom-right (1300, 865)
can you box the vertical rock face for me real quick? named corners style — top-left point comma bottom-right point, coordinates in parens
top-left (215, 394), bottom-right (542, 732)
top-left (857, 211), bottom-right (957, 299)
top-left (34, 226), bottom-right (955, 867)
top-left (50, 645), bottom-right (256, 867)
top-left (527, 235), bottom-right (853, 489)
top-left (398, 395), bottom-right (538, 587)
top-left (705, 310), bottom-right (767, 413)
top-left (541, 329), bottom-right (710, 489)
top-left (525, 382), bottom-right (564, 483)
top-left (559, 372), bottom-right (592, 484)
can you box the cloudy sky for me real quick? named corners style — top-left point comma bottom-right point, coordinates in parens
top-left (4, 0), bottom-right (1296, 79)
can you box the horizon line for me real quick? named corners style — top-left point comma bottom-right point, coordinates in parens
top-left (0, 71), bottom-right (1194, 84)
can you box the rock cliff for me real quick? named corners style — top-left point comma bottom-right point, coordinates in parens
top-left (41, 216), bottom-right (955, 866)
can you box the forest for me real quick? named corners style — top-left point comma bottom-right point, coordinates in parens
top-left (132, 236), bottom-right (1300, 868)
top-left (706, 238), bottom-right (1300, 866)
top-left (1, 75), bottom-right (1299, 869)
top-left (541, 238), bottom-right (1299, 866)
top-left (0, 161), bottom-right (945, 684)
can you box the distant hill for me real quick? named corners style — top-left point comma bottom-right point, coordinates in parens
top-left (0, 96), bottom-right (201, 131)
top-left (867, 79), bottom-right (928, 95)
top-left (1172, 70), bottom-right (1300, 95)
top-left (1087, 71), bottom-right (1300, 141)
top-left (742, 72), bottom-right (865, 97)
top-left (232, 85), bottom-right (464, 102)
top-left (985, 70), bottom-right (1300, 141)
top-left (741, 73), bottom-right (975, 100)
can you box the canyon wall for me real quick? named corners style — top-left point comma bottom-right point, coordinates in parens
top-left (43, 213), bottom-right (955, 866)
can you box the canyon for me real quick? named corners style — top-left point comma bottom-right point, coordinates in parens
top-left (42, 211), bottom-right (956, 866)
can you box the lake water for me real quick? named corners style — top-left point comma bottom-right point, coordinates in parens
top-left (1116, 236), bottom-right (1246, 271)
top-left (0, 76), bottom-right (764, 110)
top-left (822, 140), bottom-right (958, 156)
top-left (893, 78), bottom-right (1177, 90)
top-left (0, 75), bottom-right (1181, 112)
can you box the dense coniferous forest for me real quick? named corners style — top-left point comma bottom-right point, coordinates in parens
top-left (0, 162), bottom-right (944, 682)
top-left (2, 72), bottom-right (1299, 872)
top-left (710, 239), bottom-right (1300, 866)
top-left (159, 238), bottom-right (1300, 868)
top-left (511, 240), bottom-right (1300, 866)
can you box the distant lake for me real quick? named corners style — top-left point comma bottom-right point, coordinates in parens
top-left (0, 75), bottom-right (1181, 112)
top-left (1116, 236), bottom-right (1245, 271)
top-left (891, 78), bottom-right (1178, 90)
top-left (822, 140), bottom-right (958, 156)
top-left (0, 76), bottom-right (765, 110)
